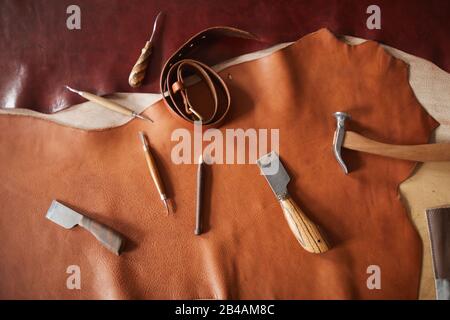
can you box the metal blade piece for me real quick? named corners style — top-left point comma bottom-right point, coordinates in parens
top-left (257, 151), bottom-right (290, 199)
top-left (45, 200), bottom-right (83, 229)
top-left (148, 11), bottom-right (163, 43)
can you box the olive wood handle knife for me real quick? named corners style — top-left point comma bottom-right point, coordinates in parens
top-left (257, 151), bottom-right (330, 254)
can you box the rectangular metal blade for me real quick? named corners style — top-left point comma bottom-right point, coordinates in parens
top-left (46, 200), bottom-right (82, 229)
top-left (257, 151), bottom-right (290, 198)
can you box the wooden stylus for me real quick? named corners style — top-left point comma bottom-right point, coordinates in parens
top-left (139, 132), bottom-right (169, 214)
top-left (65, 86), bottom-right (153, 123)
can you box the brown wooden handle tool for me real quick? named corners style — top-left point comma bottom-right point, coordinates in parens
top-left (79, 216), bottom-right (123, 255)
top-left (142, 138), bottom-right (166, 198)
top-left (65, 86), bottom-right (153, 122)
top-left (139, 132), bottom-right (169, 214)
top-left (128, 12), bottom-right (162, 88)
top-left (258, 151), bottom-right (330, 254)
top-left (279, 195), bottom-right (330, 254)
top-left (345, 131), bottom-right (450, 162)
top-left (129, 41), bottom-right (153, 88)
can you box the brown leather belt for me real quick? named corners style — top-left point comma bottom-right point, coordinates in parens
top-left (160, 27), bottom-right (258, 126)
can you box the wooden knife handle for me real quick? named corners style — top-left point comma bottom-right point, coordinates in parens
top-left (129, 41), bottom-right (153, 88)
top-left (279, 195), bottom-right (330, 254)
top-left (79, 216), bottom-right (123, 255)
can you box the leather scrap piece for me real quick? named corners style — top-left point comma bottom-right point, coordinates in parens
top-left (1, 0), bottom-right (450, 113)
top-left (0, 29), bottom-right (438, 299)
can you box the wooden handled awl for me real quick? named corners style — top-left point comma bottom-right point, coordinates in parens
top-left (46, 200), bottom-right (123, 255)
top-left (128, 12), bottom-right (163, 88)
top-left (257, 151), bottom-right (330, 254)
top-left (65, 85), bottom-right (153, 122)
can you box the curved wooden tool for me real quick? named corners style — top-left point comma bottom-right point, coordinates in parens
top-left (333, 111), bottom-right (450, 174)
top-left (128, 12), bottom-right (163, 88)
top-left (257, 151), bottom-right (330, 253)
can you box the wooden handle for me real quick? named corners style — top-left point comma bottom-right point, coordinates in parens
top-left (79, 216), bottom-right (123, 255)
top-left (81, 91), bottom-right (134, 117)
top-left (279, 195), bottom-right (329, 254)
top-left (143, 147), bottom-right (166, 199)
top-left (129, 41), bottom-right (152, 88)
top-left (344, 131), bottom-right (450, 162)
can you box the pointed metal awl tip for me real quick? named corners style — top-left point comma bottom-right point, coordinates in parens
top-left (64, 85), bottom-right (80, 94)
top-left (149, 11), bottom-right (164, 43)
top-left (138, 131), bottom-right (149, 149)
top-left (134, 113), bottom-right (154, 123)
top-left (163, 199), bottom-right (169, 215)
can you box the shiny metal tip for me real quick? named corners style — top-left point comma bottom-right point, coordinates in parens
top-left (64, 85), bottom-right (80, 95)
top-left (138, 131), bottom-right (149, 148)
top-left (149, 11), bottom-right (163, 43)
top-left (163, 199), bottom-right (169, 215)
top-left (134, 113), bottom-right (154, 123)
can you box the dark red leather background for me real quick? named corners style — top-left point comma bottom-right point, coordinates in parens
top-left (1, 0), bottom-right (449, 113)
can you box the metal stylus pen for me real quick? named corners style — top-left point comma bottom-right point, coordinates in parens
top-left (139, 132), bottom-right (169, 214)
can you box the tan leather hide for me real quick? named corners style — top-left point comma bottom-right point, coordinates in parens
top-left (0, 29), bottom-right (438, 299)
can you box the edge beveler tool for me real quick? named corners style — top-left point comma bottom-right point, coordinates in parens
top-left (257, 151), bottom-right (330, 254)
top-left (333, 111), bottom-right (450, 174)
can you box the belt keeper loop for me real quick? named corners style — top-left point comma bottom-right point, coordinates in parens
top-left (172, 81), bottom-right (184, 94)
top-left (189, 107), bottom-right (203, 121)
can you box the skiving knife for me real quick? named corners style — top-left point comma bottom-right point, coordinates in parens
top-left (257, 151), bottom-right (330, 253)
top-left (46, 200), bottom-right (123, 255)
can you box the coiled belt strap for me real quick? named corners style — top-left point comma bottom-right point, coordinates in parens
top-left (160, 26), bottom-right (258, 126)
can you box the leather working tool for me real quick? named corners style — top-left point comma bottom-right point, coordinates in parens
top-left (65, 86), bottom-right (153, 122)
top-left (257, 151), bottom-right (329, 254)
top-left (160, 27), bottom-right (258, 126)
top-left (139, 131), bottom-right (169, 214)
top-left (128, 12), bottom-right (163, 88)
top-left (46, 200), bottom-right (123, 255)
top-left (333, 111), bottom-right (449, 174)
top-left (195, 155), bottom-right (204, 235)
